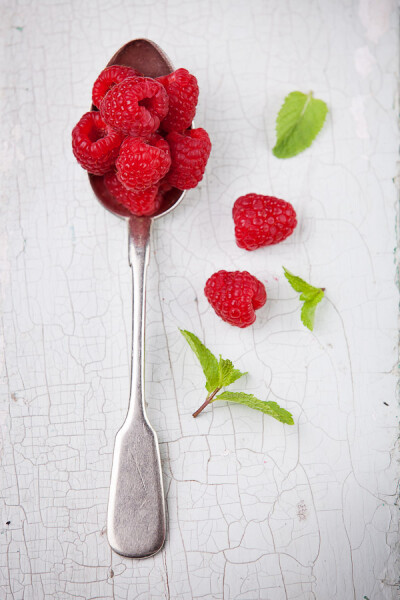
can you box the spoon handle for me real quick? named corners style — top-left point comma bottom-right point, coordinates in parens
top-left (107, 216), bottom-right (166, 558)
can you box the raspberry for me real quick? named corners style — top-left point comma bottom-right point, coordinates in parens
top-left (166, 128), bottom-right (211, 190)
top-left (233, 194), bottom-right (297, 251)
top-left (104, 172), bottom-right (162, 216)
top-left (157, 68), bottom-right (199, 132)
top-left (100, 76), bottom-right (169, 137)
top-left (116, 133), bottom-right (171, 191)
top-left (71, 111), bottom-right (124, 175)
top-left (158, 177), bottom-right (173, 193)
top-left (92, 65), bottom-right (142, 109)
top-left (205, 271), bottom-right (266, 328)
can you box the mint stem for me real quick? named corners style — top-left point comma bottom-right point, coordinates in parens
top-left (192, 387), bottom-right (221, 418)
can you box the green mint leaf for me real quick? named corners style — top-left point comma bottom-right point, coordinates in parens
top-left (180, 329), bottom-right (219, 392)
top-left (217, 357), bottom-right (246, 387)
top-left (215, 391), bottom-right (294, 425)
top-left (283, 267), bottom-right (324, 331)
top-left (273, 91), bottom-right (328, 159)
top-left (300, 300), bottom-right (320, 331)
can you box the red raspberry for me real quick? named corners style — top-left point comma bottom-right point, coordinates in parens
top-left (233, 194), bottom-right (297, 251)
top-left (157, 68), bottom-right (199, 132)
top-left (92, 65), bottom-right (142, 109)
top-left (71, 111), bottom-right (124, 175)
top-left (104, 172), bottom-right (162, 216)
top-left (166, 128), bottom-right (211, 190)
top-left (158, 177), bottom-right (173, 193)
top-left (100, 76), bottom-right (169, 137)
top-left (205, 271), bottom-right (266, 328)
top-left (116, 134), bottom-right (171, 191)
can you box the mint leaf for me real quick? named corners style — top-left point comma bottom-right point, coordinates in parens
top-left (217, 357), bottom-right (246, 387)
top-left (215, 391), bottom-right (294, 425)
top-left (273, 91), bottom-right (328, 159)
top-left (180, 329), bottom-right (219, 392)
top-left (181, 330), bottom-right (292, 423)
top-left (283, 267), bottom-right (324, 331)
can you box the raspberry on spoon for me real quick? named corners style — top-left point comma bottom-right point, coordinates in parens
top-left (116, 133), bottom-right (171, 191)
top-left (104, 172), bottom-right (162, 216)
top-left (71, 111), bottom-right (124, 175)
top-left (100, 76), bottom-right (169, 137)
top-left (157, 68), bottom-right (199, 132)
top-left (166, 128), bottom-right (211, 190)
top-left (92, 65), bottom-right (142, 109)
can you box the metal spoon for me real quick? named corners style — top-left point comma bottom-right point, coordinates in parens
top-left (89, 39), bottom-right (186, 558)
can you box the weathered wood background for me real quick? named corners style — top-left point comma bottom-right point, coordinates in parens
top-left (1, 0), bottom-right (398, 598)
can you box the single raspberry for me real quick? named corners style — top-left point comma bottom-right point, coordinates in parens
top-left (157, 68), bottom-right (199, 132)
top-left (166, 128), bottom-right (211, 190)
top-left (100, 76), bottom-right (169, 137)
top-left (233, 194), bottom-right (297, 251)
top-left (72, 111), bottom-right (124, 175)
top-left (92, 65), bottom-right (142, 109)
top-left (116, 133), bottom-right (171, 191)
top-left (205, 271), bottom-right (266, 328)
top-left (104, 172), bottom-right (162, 216)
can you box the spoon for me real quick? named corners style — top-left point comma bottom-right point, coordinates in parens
top-left (89, 39), bottom-right (186, 558)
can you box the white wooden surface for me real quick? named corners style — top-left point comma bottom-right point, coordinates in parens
top-left (1, 1), bottom-right (399, 599)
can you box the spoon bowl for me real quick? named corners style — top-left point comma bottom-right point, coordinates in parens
top-left (88, 38), bottom-right (186, 220)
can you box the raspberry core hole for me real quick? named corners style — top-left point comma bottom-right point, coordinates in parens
top-left (138, 97), bottom-right (154, 111)
top-left (88, 124), bottom-right (107, 143)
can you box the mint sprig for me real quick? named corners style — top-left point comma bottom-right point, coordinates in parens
top-left (273, 91), bottom-right (328, 159)
top-left (180, 330), bottom-right (246, 393)
top-left (180, 329), bottom-right (293, 424)
top-left (283, 267), bottom-right (325, 331)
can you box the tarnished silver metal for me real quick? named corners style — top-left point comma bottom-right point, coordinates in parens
top-left (88, 39), bottom-right (188, 558)
top-left (107, 217), bottom-right (166, 558)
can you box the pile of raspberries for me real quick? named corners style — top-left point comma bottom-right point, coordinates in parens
top-left (72, 65), bottom-right (298, 329)
top-left (72, 65), bottom-right (211, 216)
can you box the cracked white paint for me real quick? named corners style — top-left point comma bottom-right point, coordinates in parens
top-left (350, 96), bottom-right (369, 140)
top-left (0, 1), bottom-right (399, 599)
top-left (354, 46), bottom-right (376, 79)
